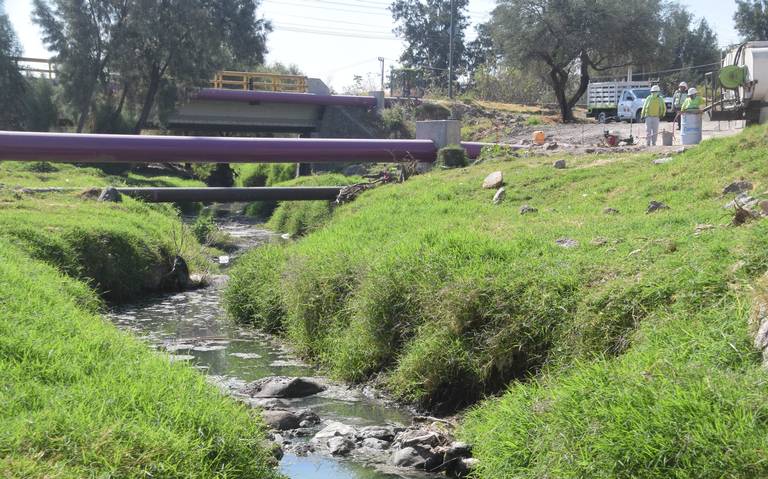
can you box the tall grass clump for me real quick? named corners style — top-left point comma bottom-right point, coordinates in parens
top-left (227, 124), bottom-right (768, 475)
top-left (0, 240), bottom-right (278, 478)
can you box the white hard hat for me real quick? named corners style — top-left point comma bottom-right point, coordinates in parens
top-left (651, 85), bottom-right (661, 92)
top-left (688, 87), bottom-right (697, 95)
top-left (679, 82), bottom-right (688, 88)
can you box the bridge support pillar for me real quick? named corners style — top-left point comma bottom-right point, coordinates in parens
top-left (369, 91), bottom-right (385, 112)
top-left (415, 120), bottom-right (461, 172)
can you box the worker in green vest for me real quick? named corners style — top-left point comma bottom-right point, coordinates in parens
top-left (681, 88), bottom-right (703, 111)
top-left (672, 81), bottom-right (688, 130)
top-left (641, 85), bottom-right (667, 146)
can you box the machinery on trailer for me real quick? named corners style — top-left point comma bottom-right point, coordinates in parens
top-left (707, 41), bottom-right (768, 124)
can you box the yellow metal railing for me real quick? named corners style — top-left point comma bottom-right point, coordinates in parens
top-left (210, 71), bottom-right (308, 93)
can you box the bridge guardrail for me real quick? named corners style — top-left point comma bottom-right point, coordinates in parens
top-left (210, 71), bottom-right (308, 93)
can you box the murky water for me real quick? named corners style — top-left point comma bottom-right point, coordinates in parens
top-left (106, 220), bottom-right (426, 479)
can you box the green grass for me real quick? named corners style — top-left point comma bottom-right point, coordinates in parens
top-left (0, 163), bottom-right (278, 477)
top-left (0, 240), bottom-right (278, 478)
top-left (226, 125), bottom-right (768, 476)
top-left (235, 163), bottom-right (296, 187)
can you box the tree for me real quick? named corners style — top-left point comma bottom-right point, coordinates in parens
top-left (735, 0), bottom-right (768, 40)
top-left (491, 0), bottom-right (664, 121)
top-left (122, 0), bottom-right (270, 133)
top-left (390, 0), bottom-right (470, 91)
top-left (33, 0), bottom-right (131, 132)
top-left (0, 0), bottom-right (28, 129)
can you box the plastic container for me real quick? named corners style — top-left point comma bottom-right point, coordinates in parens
top-left (533, 131), bottom-right (546, 145)
top-left (681, 112), bottom-right (703, 145)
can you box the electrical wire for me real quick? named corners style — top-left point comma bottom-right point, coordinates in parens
top-left (274, 21), bottom-right (394, 35)
top-left (273, 25), bottom-right (399, 39)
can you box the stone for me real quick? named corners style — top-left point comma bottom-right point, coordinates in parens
top-left (646, 201), bottom-right (669, 214)
top-left (520, 204), bottom-right (538, 215)
top-left (694, 224), bottom-right (715, 236)
top-left (313, 421), bottom-right (357, 443)
top-left (327, 436), bottom-right (355, 456)
top-left (361, 438), bottom-right (390, 450)
top-left (357, 426), bottom-right (396, 442)
top-left (390, 446), bottom-right (436, 469)
top-left (555, 238), bottom-right (579, 249)
top-left (761, 200), bottom-right (768, 217)
top-left (553, 159), bottom-right (566, 169)
top-left (492, 187), bottom-right (506, 205)
top-left (652, 157), bottom-right (673, 165)
top-left (603, 207), bottom-right (619, 215)
top-left (482, 171), bottom-right (503, 189)
top-left (455, 457), bottom-right (480, 477)
top-left (245, 397), bottom-right (290, 410)
top-left (725, 193), bottom-right (759, 210)
top-left (590, 237), bottom-right (608, 247)
top-left (446, 441), bottom-right (472, 458)
top-left (241, 376), bottom-right (326, 398)
top-left (545, 142), bottom-right (559, 151)
top-left (97, 186), bottom-right (122, 202)
top-left (262, 410), bottom-right (300, 431)
top-left (396, 429), bottom-right (442, 449)
top-left (723, 180), bottom-right (753, 195)
top-left (297, 409), bottom-right (320, 426)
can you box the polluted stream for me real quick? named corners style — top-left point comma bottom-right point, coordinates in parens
top-left (107, 218), bottom-right (433, 479)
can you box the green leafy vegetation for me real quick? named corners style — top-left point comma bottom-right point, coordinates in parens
top-left (0, 163), bottom-right (278, 477)
top-left (227, 125), bottom-right (768, 475)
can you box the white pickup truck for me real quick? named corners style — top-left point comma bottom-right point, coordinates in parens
top-left (587, 81), bottom-right (673, 123)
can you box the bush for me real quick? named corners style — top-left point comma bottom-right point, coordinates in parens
top-left (437, 144), bottom-right (467, 168)
top-left (415, 102), bottom-right (451, 121)
top-left (191, 214), bottom-right (216, 244)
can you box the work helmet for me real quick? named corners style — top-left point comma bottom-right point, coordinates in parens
top-left (688, 87), bottom-right (697, 95)
top-left (651, 85), bottom-right (661, 92)
top-left (679, 81), bottom-right (688, 88)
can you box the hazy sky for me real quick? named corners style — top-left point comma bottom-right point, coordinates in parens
top-left (4, 0), bottom-right (740, 91)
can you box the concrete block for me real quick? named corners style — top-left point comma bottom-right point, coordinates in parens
top-left (368, 91), bottom-right (385, 112)
top-left (416, 120), bottom-right (461, 149)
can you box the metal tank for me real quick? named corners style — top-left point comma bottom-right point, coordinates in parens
top-left (710, 41), bottom-right (768, 124)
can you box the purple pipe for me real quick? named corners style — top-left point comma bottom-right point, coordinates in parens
top-left (0, 131), bottom-right (437, 163)
top-left (195, 88), bottom-right (378, 108)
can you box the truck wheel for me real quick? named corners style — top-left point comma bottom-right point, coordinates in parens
top-left (598, 112), bottom-right (607, 124)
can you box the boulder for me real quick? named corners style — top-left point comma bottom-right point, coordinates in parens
top-left (397, 429), bottom-right (441, 449)
top-left (361, 438), bottom-right (390, 450)
top-left (723, 180), bottom-right (753, 195)
top-left (262, 410), bottom-right (300, 431)
top-left (357, 425), bottom-right (396, 442)
top-left (492, 187), bottom-right (506, 205)
top-left (297, 409), bottom-right (321, 426)
top-left (313, 421), bottom-right (357, 443)
top-left (98, 186), bottom-right (122, 202)
top-left (553, 159), bottom-right (566, 169)
top-left (725, 193), bottom-right (759, 210)
top-left (545, 142), bottom-right (559, 151)
top-left (482, 171), bottom-right (503, 189)
top-left (390, 446), bottom-right (436, 469)
top-left (327, 436), bottom-right (355, 456)
top-left (455, 457), bottom-right (480, 477)
top-left (241, 376), bottom-right (325, 398)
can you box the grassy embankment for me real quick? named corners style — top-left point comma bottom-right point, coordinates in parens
top-left (227, 125), bottom-right (768, 476)
top-left (0, 163), bottom-right (278, 478)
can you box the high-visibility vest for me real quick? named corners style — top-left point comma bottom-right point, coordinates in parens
top-left (681, 96), bottom-right (703, 111)
top-left (642, 94), bottom-right (666, 118)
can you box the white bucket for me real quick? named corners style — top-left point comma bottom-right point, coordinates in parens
top-left (681, 112), bottom-right (703, 145)
top-left (661, 130), bottom-right (673, 146)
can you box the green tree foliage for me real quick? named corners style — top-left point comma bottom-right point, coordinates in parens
top-left (735, 0), bottom-right (768, 40)
top-left (23, 77), bottom-right (59, 131)
top-left (649, 5), bottom-right (720, 92)
top-left (390, 0), bottom-right (469, 91)
top-left (33, 0), bottom-right (271, 134)
top-left (0, 0), bottom-right (27, 129)
top-left (491, 0), bottom-right (664, 121)
top-left (33, 0), bottom-right (130, 132)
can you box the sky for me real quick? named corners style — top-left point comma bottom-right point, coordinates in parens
top-left (4, 0), bottom-right (740, 91)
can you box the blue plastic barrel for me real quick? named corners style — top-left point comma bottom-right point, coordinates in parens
top-left (681, 112), bottom-right (703, 145)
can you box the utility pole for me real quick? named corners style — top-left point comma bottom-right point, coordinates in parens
top-left (448, 0), bottom-right (455, 99)
top-left (378, 56), bottom-right (385, 91)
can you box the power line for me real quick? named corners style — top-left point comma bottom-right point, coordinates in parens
top-left (274, 21), bottom-right (393, 35)
top-left (273, 25), bottom-right (399, 40)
